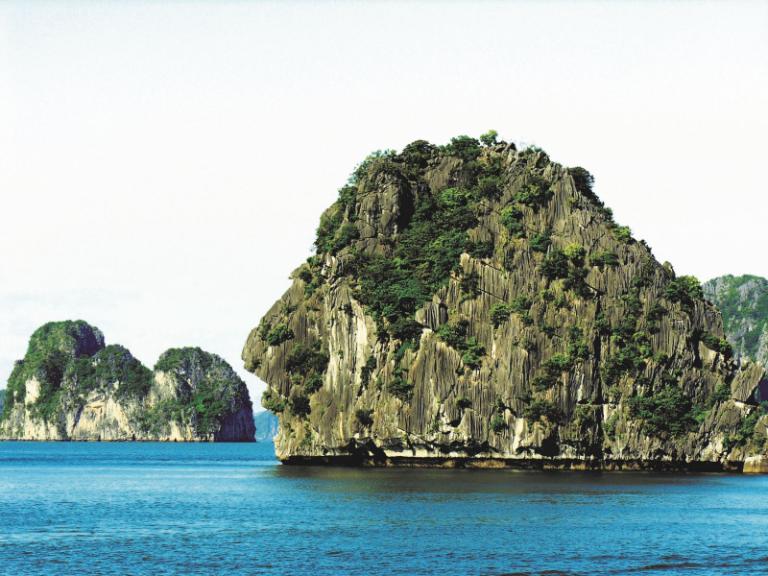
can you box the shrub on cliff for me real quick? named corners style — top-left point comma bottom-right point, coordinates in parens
top-left (436, 320), bottom-right (469, 349)
top-left (262, 389), bottom-right (286, 413)
top-left (540, 249), bottom-right (569, 280)
top-left (700, 332), bottom-right (734, 358)
top-left (524, 399), bottom-right (562, 424)
top-left (490, 303), bottom-right (512, 328)
top-left (442, 135), bottom-right (482, 162)
top-left (289, 394), bottom-right (311, 417)
top-left (627, 386), bottom-right (695, 437)
top-left (563, 243), bottom-right (586, 265)
top-left (479, 130), bottom-right (498, 147)
top-left (529, 231), bottom-right (551, 253)
top-left (613, 225), bottom-right (632, 243)
top-left (461, 338), bottom-right (485, 369)
top-left (400, 140), bottom-right (436, 167)
top-left (591, 251), bottom-right (619, 268)
top-left (355, 409), bottom-right (373, 427)
top-left (514, 177), bottom-right (551, 206)
top-left (490, 413), bottom-right (506, 434)
top-left (436, 320), bottom-right (486, 369)
top-left (286, 344), bottom-right (329, 376)
top-left (263, 324), bottom-right (294, 346)
top-left (387, 373), bottom-right (413, 400)
top-left (500, 206), bottom-right (524, 237)
top-left (665, 276), bottom-right (703, 309)
top-left (456, 396), bottom-right (472, 410)
top-left (569, 167), bottom-right (599, 204)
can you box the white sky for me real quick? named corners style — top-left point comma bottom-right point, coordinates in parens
top-left (1, 1), bottom-right (767, 403)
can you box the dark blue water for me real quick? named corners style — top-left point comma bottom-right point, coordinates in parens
top-left (1, 442), bottom-right (767, 575)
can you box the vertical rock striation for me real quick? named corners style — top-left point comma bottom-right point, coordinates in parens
top-left (243, 135), bottom-right (768, 469)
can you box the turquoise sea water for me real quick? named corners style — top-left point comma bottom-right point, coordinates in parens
top-left (1, 442), bottom-right (768, 575)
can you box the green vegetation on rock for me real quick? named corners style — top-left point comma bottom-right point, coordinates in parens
top-left (704, 275), bottom-right (768, 367)
top-left (1, 322), bottom-right (254, 441)
top-left (150, 347), bottom-right (252, 437)
top-left (3, 320), bottom-right (104, 421)
top-left (665, 275), bottom-right (703, 310)
top-left (436, 319), bottom-right (486, 369)
top-left (627, 386), bottom-right (695, 437)
top-left (243, 133), bottom-right (767, 467)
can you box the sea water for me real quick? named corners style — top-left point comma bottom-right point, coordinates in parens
top-left (1, 441), bottom-right (767, 575)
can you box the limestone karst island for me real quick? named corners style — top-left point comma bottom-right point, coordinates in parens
top-left (243, 133), bottom-right (768, 472)
top-left (0, 321), bottom-right (255, 441)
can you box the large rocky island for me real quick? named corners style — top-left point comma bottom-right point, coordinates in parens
top-left (244, 134), bottom-right (768, 471)
top-left (1, 320), bottom-right (255, 441)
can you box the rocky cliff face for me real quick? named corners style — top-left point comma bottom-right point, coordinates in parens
top-left (704, 275), bottom-right (768, 370)
top-left (243, 135), bottom-right (768, 469)
top-left (1, 321), bottom-right (255, 441)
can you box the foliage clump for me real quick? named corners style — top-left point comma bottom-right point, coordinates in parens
top-left (360, 356), bottom-right (377, 387)
top-left (500, 206), bottom-right (524, 237)
top-left (665, 276), bottom-right (703, 310)
top-left (700, 332), bottom-right (734, 359)
top-left (490, 303), bottom-right (512, 328)
top-left (524, 399), bottom-right (562, 424)
top-left (355, 408), bottom-right (374, 427)
top-left (627, 386), bottom-right (696, 437)
top-left (613, 226), bottom-right (633, 243)
top-left (262, 389), bottom-right (287, 413)
top-left (441, 135), bottom-right (482, 162)
top-left (456, 396), bottom-right (472, 410)
top-left (490, 413), bottom-right (506, 434)
top-left (289, 394), bottom-right (311, 417)
top-left (286, 343), bottom-right (329, 394)
top-left (514, 176), bottom-right (551, 207)
top-left (569, 167), bottom-right (598, 204)
top-left (529, 231), bottom-right (551, 253)
top-left (532, 350), bottom-right (577, 392)
top-left (436, 319), bottom-right (486, 369)
top-left (590, 251), bottom-right (619, 268)
top-left (262, 324), bottom-right (295, 347)
top-left (387, 372), bottom-right (414, 400)
top-left (540, 249), bottom-right (570, 280)
top-left (479, 130), bottom-right (499, 147)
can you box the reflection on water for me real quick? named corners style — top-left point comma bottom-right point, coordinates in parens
top-left (1, 441), bottom-right (767, 575)
top-left (271, 464), bottom-right (727, 493)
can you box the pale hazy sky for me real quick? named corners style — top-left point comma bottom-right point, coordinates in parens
top-left (1, 1), bottom-right (767, 403)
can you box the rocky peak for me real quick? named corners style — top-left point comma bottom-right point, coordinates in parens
top-left (244, 134), bottom-right (768, 469)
